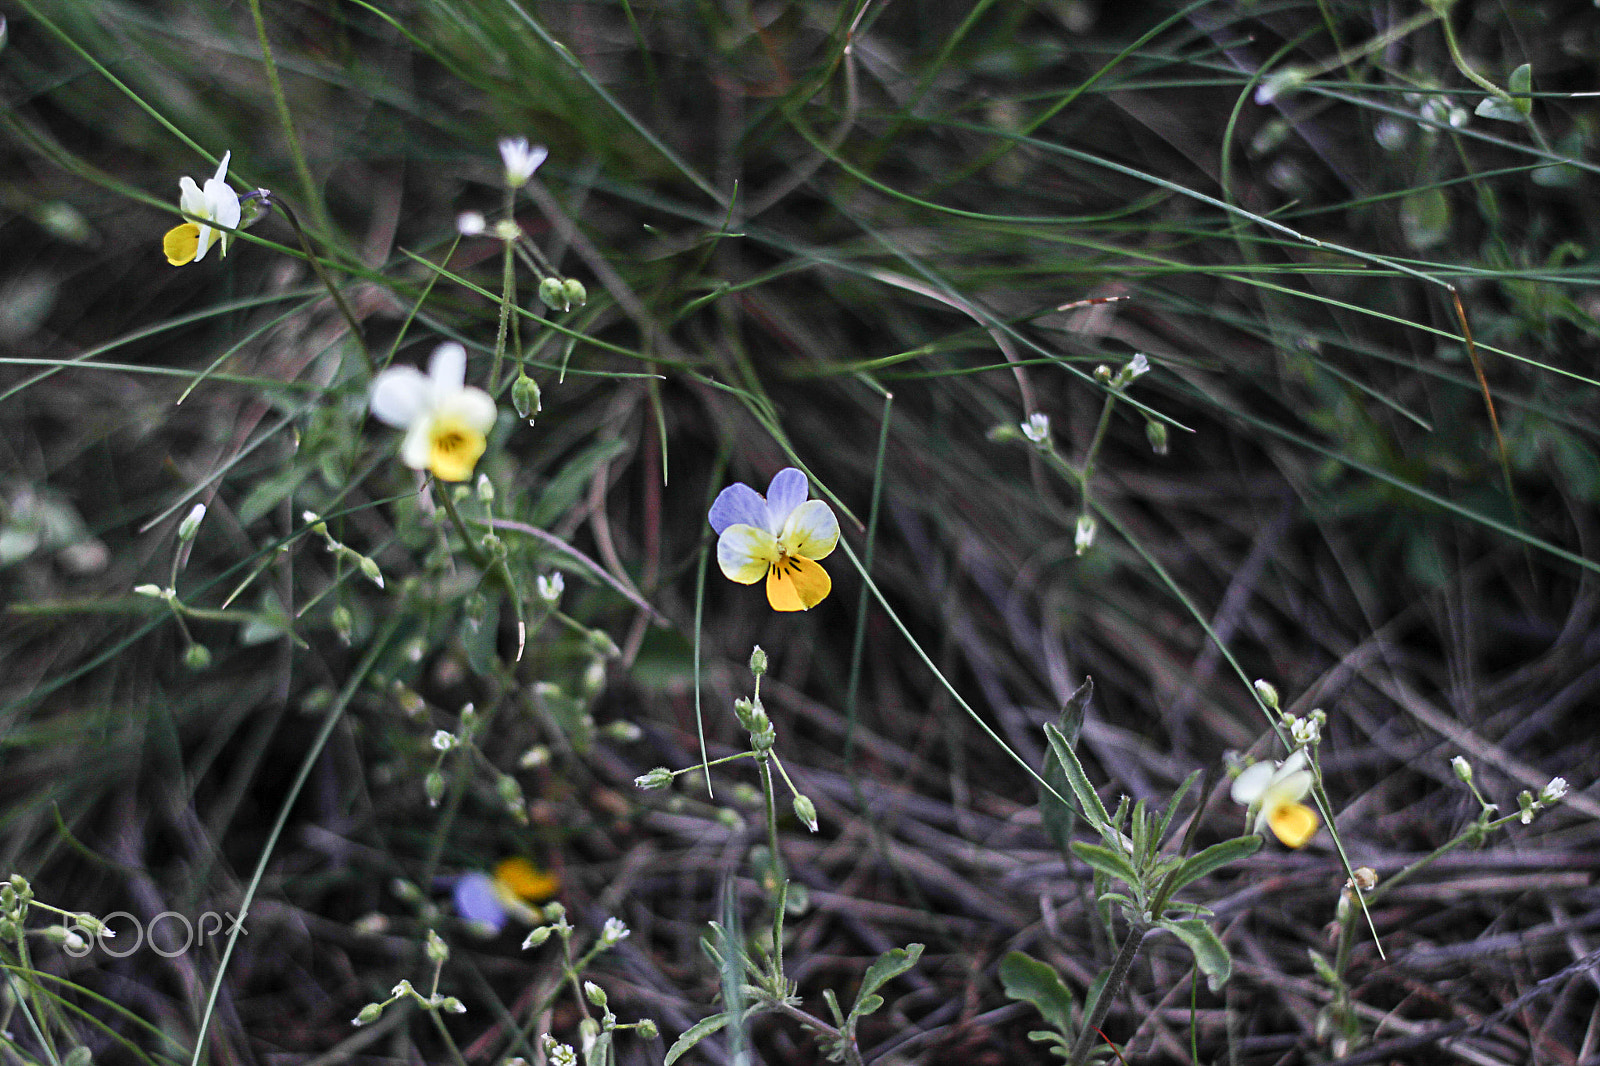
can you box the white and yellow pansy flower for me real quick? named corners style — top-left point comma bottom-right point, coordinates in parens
top-left (369, 343), bottom-right (496, 482)
top-left (1230, 749), bottom-right (1319, 848)
top-left (709, 467), bottom-right (840, 612)
top-left (163, 152), bottom-right (241, 266)
top-left (452, 857), bottom-right (559, 936)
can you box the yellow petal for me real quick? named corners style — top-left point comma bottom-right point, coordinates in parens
top-left (494, 857), bottom-right (560, 902)
top-left (1267, 801), bottom-right (1319, 848)
top-left (766, 555), bottom-right (831, 611)
top-left (164, 223), bottom-right (200, 266)
top-left (426, 416), bottom-right (487, 482)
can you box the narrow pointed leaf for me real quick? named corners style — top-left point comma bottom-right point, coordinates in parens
top-left (1166, 835), bottom-right (1262, 897)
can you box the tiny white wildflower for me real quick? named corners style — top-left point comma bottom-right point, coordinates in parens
top-left (456, 211), bottom-right (486, 236)
top-left (163, 151), bottom-right (241, 266)
top-left (1021, 412), bottom-right (1051, 444)
top-left (498, 137), bottom-right (548, 187)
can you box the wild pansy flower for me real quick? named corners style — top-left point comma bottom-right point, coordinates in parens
top-left (452, 857), bottom-right (559, 936)
top-left (369, 343), bottom-right (496, 482)
top-left (163, 152), bottom-right (241, 266)
top-left (709, 467), bottom-right (839, 612)
top-left (1230, 749), bottom-right (1319, 848)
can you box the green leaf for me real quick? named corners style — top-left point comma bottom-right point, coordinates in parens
top-left (1164, 835), bottom-right (1262, 897)
top-left (1045, 723), bottom-right (1112, 836)
top-left (1158, 917), bottom-right (1232, 992)
top-left (1039, 678), bottom-right (1092, 854)
top-left (1474, 94), bottom-right (1522, 123)
top-left (999, 951), bottom-right (1076, 1038)
top-left (853, 993), bottom-right (884, 1017)
top-left (1509, 63), bottom-right (1533, 114)
top-left (852, 943), bottom-right (923, 1019)
top-left (1070, 842), bottom-right (1142, 891)
top-left (1155, 769), bottom-right (1202, 848)
top-left (664, 1010), bottom-right (735, 1065)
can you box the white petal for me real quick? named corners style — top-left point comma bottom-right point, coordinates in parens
top-left (765, 467), bottom-right (808, 531)
top-left (211, 150), bottom-right (231, 185)
top-left (428, 343), bottom-right (468, 394)
top-left (780, 499), bottom-right (839, 561)
top-left (179, 176), bottom-right (206, 215)
top-left (399, 419), bottom-right (434, 470)
top-left (436, 386), bottom-right (497, 434)
top-left (717, 524), bottom-right (778, 583)
top-left (1268, 770), bottom-right (1313, 804)
top-left (1279, 749), bottom-right (1308, 776)
top-left (370, 366), bottom-right (431, 427)
top-left (1231, 760), bottom-right (1276, 805)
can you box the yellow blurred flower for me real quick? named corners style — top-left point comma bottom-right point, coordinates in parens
top-left (1231, 749), bottom-right (1319, 848)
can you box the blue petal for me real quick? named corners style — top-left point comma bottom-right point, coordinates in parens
top-left (765, 468), bottom-right (808, 529)
top-left (708, 482), bottom-right (768, 535)
top-left (452, 873), bottom-right (507, 933)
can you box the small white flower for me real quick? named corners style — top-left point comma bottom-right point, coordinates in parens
top-left (1231, 750), bottom-right (1319, 848)
top-left (178, 503), bottom-right (206, 542)
top-left (164, 152), bottom-right (241, 265)
top-left (537, 572), bottom-right (565, 605)
top-left (1074, 514), bottom-right (1097, 556)
top-left (499, 137), bottom-right (548, 187)
top-left (456, 211), bottom-right (486, 236)
top-left (600, 916), bottom-right (630, 946)
top-left (1021, 412), bottom-right (1051, 444)
top-left (369, 343), bottom-right (497, 482)
top-left (431, 730), bottom-right (456, 751)
top-left (1289, 714), bottom-right (1320, 746)
top-left (1542, 777), bottom-right (1569, 803)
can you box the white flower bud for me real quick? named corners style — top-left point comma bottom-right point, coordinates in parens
top-left (178, 503), bottom-right (206, 542)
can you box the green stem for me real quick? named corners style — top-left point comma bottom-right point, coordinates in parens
top-left (436, 486), bottom-right (526, 658)
top-left (490, 187), bottom-right (517, 392)
top-left (1068, 923), bottom-right (1147, 1066)
top-left (243, 0), bottom-right (326, 232)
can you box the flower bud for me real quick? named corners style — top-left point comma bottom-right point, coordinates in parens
top-left (497, 774), bottom-right (524, 810)
top-left (1518, 790), bottom-right (1536, 824)
top-left (331, 605), bottom-right (354, 645)
top-left (425, 929), bottom-right (449, 963)
top-left (522, 925), bottom-right (553, 949)
top-left (637, 1018), bottom-right (658, 1040)
top-left (561, 278), bottom-right (587, 308)
top-left (359, 555), bottom-right (384, 589)
top-left (578, 1017), bottom-right (600, 1049)
top-left (475, 473), bottom-right (495, 504)
top-left (456, 211), bottom-right (486, 236)
top-left (178, 503), bottom-right (206, 542)
top-left (602, 720), bottom-right (641, 743)
top-left (184, 644), bottom-right (212, 671)
top-left (134, 584), bottom-right (167, 599)
top-left (424, 770), bottom-right (446, 807)
top-left (584, 980), bottom-right (607, 1008)
top-left (635, 767), bottom-right (674, 791)
top-left (438, 996), bottom-right (466, 1014)
top-left (512, 373), bottom-right (542, 422)
top-left (749, 645), bottom-right (768, 677)
top-left (353, 1003), bottom-right (384, 1026)
top-left (586, 629), bottom-right (620, 659)
top-left (539, 277), bottom-right (569, 312)
top-left (1253, 679), bottom-right (1280, 711)
top-left (1094, 364), bottom-right (1114, 384)
top-left (392, 979), bottom-right (415, 998)
top-left (792, 794), bottom-right (819, 833)
top-left (1451, 756), bottom-right (1473, 784)
top-left (1145, 419), bottom-right (1169, 455)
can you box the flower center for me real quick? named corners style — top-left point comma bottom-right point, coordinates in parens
top-left (426, 417), bottom-right (487, 482)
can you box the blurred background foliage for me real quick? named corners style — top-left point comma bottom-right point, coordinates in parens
top-left (2, 0), bottom-right (1598, 1062)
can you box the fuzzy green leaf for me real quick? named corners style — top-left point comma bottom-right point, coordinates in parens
top-left (1165, 835), bottom-right (1262, 897)
top-left (665, 1011), bottom-right (736, 1065)
top-left (1159, 917), bottom-right (1232, 992)
top-left (1000, 951), bottom-right (1076, 1038)
top-left (1071, 841), bottom-right (1142, 890)
top-left (1045, 723), bottom-right (1112, 837)
top-left (1039, 678), bottom-right (1092, 854)
top-left (851, 942), bottom-right (923, 1020)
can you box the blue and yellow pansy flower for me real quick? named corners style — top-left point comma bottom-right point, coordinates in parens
top-left (709, 467), bottom-right (839, 612)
